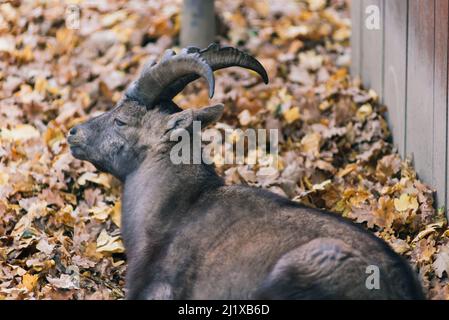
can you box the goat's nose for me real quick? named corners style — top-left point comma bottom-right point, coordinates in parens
top-left (69, 127), bottom-right (77, 135)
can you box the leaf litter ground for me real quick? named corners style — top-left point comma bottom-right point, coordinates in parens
top-left (0, 0), bottom-right (448, 299)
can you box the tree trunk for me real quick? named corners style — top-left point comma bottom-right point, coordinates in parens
top-left (180, 0), bottom-right (216, 49)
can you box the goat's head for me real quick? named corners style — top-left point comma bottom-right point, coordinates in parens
top-left (67, 44), bottom-right (268, 180)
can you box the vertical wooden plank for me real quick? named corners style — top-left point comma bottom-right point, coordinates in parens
top-left (351, 0), bottom-right (362, 77)
top-left (361, 0), bottom-right (384, 98)
top-left (406, 0), bottom-right (435, 187)
top-left (434, 0), bottom-right (448, 209)
top-left (383, 0), bottom-right (408, 157)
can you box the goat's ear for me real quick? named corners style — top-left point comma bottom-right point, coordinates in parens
top-left (166, 109), bottom-right (195, 133)
top-left (193, 104), bottom-right (224, 126)
top-left (165, 104), bottom-right (224, 133)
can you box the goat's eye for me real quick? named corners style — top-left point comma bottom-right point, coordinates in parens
top-left (114, 119), bottom-right (127, 127)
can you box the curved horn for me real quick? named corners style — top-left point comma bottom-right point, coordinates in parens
top-left (125, 49), bottom-right (215, 107)
top-left (157, 43), bottom-right (269, 102)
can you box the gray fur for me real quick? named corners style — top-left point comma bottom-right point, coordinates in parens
top-left (67, 46), bottom-right (424, 300)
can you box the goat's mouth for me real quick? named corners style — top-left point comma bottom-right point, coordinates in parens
top-left (68, 143), bottom-right (109, 173)
top-left (67, 134), bottom-right (88, 159)
top-left (69, 144), bottom-right (87, 160)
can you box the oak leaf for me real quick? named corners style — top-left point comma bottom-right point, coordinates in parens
top-left (96, 229), bottom-right (125, 254)
top-left (22, 273), bottom-right (39, 291)
top-left (433, 245), bottom-right (449, 278)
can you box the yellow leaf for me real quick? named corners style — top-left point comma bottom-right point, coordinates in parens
top-left (344, 188), bottom-right (371, 206)
top-left (337, 163), bottom-right (357, 178)
top-left (84, 242), bottom-right (103, 260)
top-left (0, 171), bottom-right (9, 186)
top-left (415, 239), bottom-right (436, 263)
top-left (96, 229), bottom-right (125, 254)
top-left (111, 201), bottom-right (121, 227)
top-left (77, 172), bottom-right (111, 189)
top-left (412, 221), bottom-right (445, 243)
top-left (43, 125), bottom-right (65, 148)
top-left (372, 196), bottom-right (396, 230)
top-left (307, 0), bottom-right (326, 11)
top-left (300, 132), bottom-right (321, 156)
top-left (394, 194), bottom-right (419, 212)
top-left (14, 45), bottom-right (34, 63)
top-left (312, 180), bottom-right (331, 191)
top-left (34, 77), bottom-right (47, 94)
top-left (22, 273), bottom-right (39, 291)
top-left (333, 27), bottom-right (350, 41)
top-left (329, 68), bottom-right (347, 83)
top-left (356, 104), bottom-right (373, 121)
top-left (56, 205), bottom-right (75, 226)
top-left (89, 205), bottom-right (111, 222)
top-left (319, 100), bottom-right (331, 111)
top-left (283, 107), bottom-right (300, 124)
top-left (253, 0), bottom-right (269, 17)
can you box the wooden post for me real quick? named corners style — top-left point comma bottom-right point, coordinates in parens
top-left (361, 0), bottom-right (384, 100)
top-left (383, 0), bottom-right (408, 157)
top-left (350, 0), bottom-right (362, 77)
top-left (180, 0), bottom-right (216, 49)
top-left (434, 0), bottom-right (448, 208)
top-left (351, 0), bottom-right (449, 212)
top-left (406, 0), bottom-right (435, 190)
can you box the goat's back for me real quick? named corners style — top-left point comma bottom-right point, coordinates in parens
top-left (172, 185), bottom-right (425, 299)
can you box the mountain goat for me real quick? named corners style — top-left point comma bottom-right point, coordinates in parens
top-left (67, 44), bottom-right (424, 300)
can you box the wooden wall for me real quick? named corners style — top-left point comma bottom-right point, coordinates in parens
top-left (351, 0), bottom-right (449, 209)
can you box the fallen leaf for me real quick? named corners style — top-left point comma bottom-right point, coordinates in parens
top-left (96, 229), bottom-right (125, 254)
top-left (238, 110), bottom-right (252, 126)
top-left (36, 238), bottom-right (55, 255)
top-left (77, 172), bottom-right (111, 189)
top-left (433, 245), bottom-right (449, 278)
top-left (312, 179), bottom-right (331, 191)
top-left (300, 132), bottom-right (321, 156)
top-left (394, 194), bottom-right (419, 212)
top-left (111, 201), bottom-right (121, 227)
top-left (0, 125), bottom-right (40, 141)
top-left (46, 274), bottom-right (78, 289)
top-left (283, 107), bottom-right (301, 124)
top-left (22, 273), bottom-right (39, 291)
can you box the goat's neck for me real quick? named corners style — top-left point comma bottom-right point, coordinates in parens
top-left (122, 156), bottom-right (223, 251)
top-left (121, 156), bottom-right (222, 297)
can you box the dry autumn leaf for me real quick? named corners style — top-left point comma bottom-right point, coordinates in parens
top-left (36, 238), bottom-right (55, 255)
top-left (433, 245), bottom-right (449, 278)
top-left (111, 201), bottom-right (122, 227)
top-left (238, 110), bottom-right (252, 126)
top-left (300, 132), bottom-right (321, 156)
top-left (77, 172), bottom-right (112, 189)
top-left (46, 274), bottom-right (78, 290)
top-left (22, 273), bottom-right (39, 291)
top-left (0, 124), bottom-right (40, 141)
top-left (283, 107), bottom-right (301, 124)
top-left (96, 229), bottom-right (125, 254)
top-left (394, 194), bottom-right (419, 212)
